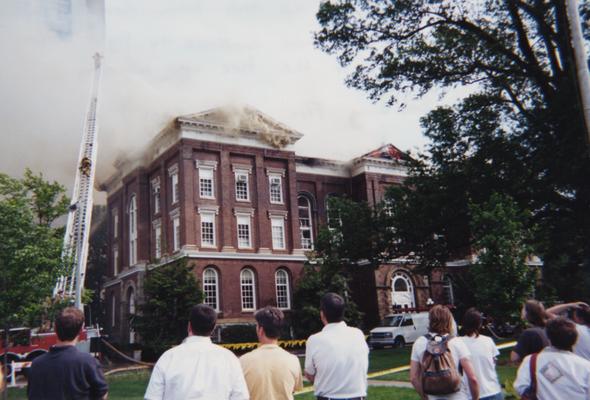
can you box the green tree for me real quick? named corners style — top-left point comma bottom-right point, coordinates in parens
top-left (469, 193), bottom-right (536, 323)
top-left (316, 1), bottom-right (590, 301)
top-left (0, 169), bottom-right (69, 329)
top-left (133, 260), bottom-right (203, 357)
top-left (292, 197), bottom-right (392, 337)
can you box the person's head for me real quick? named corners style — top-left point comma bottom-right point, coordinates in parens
top-left (189, 304), bottom-right (217, 336)
top-left (320, 292), bottom-right (345, 324)
top-left (546, 317), bottom-right (578, 351)
top-left (254, 306), bottom-right (284, 340)
top-left (429, 305), bottom-right (454, 335)
top-left (55, 307), bottom-right (85, 342)
top-left (522, 300), bottom-right (547, 328)
top-left (573, 304), bottom-right (590, 326)
top-left (462, 308), bottom-right (482, 337)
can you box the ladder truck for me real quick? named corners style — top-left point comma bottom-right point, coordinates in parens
top-left (1, 54), bottom-right (104, 381)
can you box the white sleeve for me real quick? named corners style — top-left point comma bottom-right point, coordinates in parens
top-left (452, 337), bottom-right (471, 361)
top-left (490, 337), bottom-right (500, 358)
top-left (410, 337), bottom-right (425, 362)
top-left (304, 336), bottom-right (316, 376)
top-left (514, 355), bottom-right (532, 395)
top-left (229, 354), bottom-right (250, 400)
top-left (144, 357), bottom-right (166, 400)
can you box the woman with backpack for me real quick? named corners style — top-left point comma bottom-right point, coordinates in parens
top-left (510, 300), bottom-right (550, 364)
top-left (410, 305), bottom-right (479, 400)
top-left (460, 308), bottom-right (503, 400)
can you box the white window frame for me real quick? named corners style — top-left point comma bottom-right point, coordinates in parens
top-left (203, 268), bottom-right (220, 311)
top-left (111, 294), bottom-right (117, 328)
top-left (234, 170), bottom-right (250, 202)
top-left (127, 287), bottom-right (136, 343)
top-left (172, 216), bottom-right (180, 252)
top-left (154, 223), bottom-right (162, 259)
top-left (271, 216), bottom-right (286, 250)
top-left (236, 214), bottom-right (252, 249)
top-left (298, 195), bottom-right (314, 250)
top-left (200, 212), bottom-right (216, 248)
top-left (275, 269), bottom-right (291, 310)
top-left (128, 195), bottom-right (137, 266)
top-left (199, 167), bottom-right (215, 199)
top-left (240, 268), bottom-right (256, 311)
top-left (268, 174), bottom-right (283, 204)
top-left (153, 185), bottom-right (161, 215)
top-left (113, 209), bottom-right (119, 239)
top-left (113, 246), bottom-right (119, 276)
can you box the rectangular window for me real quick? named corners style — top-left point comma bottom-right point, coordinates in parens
top-left (173, 217), bottom-right (180, 252)
top-left (154, 187), bottom-right (161, 214)
top-left (113, 211), bottom-right (119, 239)
top-left (171, 173), bottom-right (179, 204)
top-left (113, 248), bottom-right (119, 276)
top-left (237, 215), bottom-right (252, 248)
top-left (269, 175), bottom-right (283, 204)
top-left (271, 217), bottom-right (286, 250)
top-left (154, 225), bottom-right (161, 258)
top-left (201, 213), bottom-right (216, 247)
top-left (235, 171), bottom-right (249, 201)
top-left (199, 168), bottom-right (214, 198)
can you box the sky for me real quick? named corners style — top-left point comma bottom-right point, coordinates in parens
top-left (0, 0), bottom-right (464, 199)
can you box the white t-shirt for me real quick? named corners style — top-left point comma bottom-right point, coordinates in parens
top-left (304, 321), bottom-right (369, 398)
top-left (575, 324), bottom-right (590, 361)
top-left (144, 336), bottom-right (249, 400)
top-left (460, 335), bottom-right (501, 398)
top-left (410, 334), bottom-right (471, 400)
top-left (514, 347), bottom-right (590, 400)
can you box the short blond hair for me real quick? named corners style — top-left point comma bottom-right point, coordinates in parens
top-left (429, 305), bottom-right (454, 335)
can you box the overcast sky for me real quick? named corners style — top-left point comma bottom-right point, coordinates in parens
top-left (0, 0), bottom-right (463, 196)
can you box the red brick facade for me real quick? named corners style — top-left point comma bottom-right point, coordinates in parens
top-left (100, 108), bottom-right (448, 342)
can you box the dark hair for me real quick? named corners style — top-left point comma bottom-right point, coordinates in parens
top-left (320, 292), bottom-right (345, 323)
top-left (189, 304), bottom-right (217, 336)
top-left (546, 317), bottom-right (578, 351)
top-left (462, 308), bottom-right (482, 337)
top-left (429, 305), bottom-right (454, 335)
top-left (255, 306), bottom-right (284, 339)
top-left (574, 304), bottom-right (590, 325)
top-left (55, 307), bottom-right (84, 341)
top-left (524, 300), bottom-right (547, 328)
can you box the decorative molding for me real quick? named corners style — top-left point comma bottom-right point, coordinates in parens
top-left (195, 160), bottom-right (218, 170)
top-left (167, 163), bottom-right (178, 176)
top-left (104, 264), bottom-right (146, 288)
top-left (151, 176), bottom-right (161, 188)
top-left (169, 207), bottom-right (181, 218)
top-left (268, 210), bottom-right (288, 219)
top-left (232, 164), bottom-right (253, 174)
top-left (198, 205), bottom-right (220, 215)
top-left (266, 167), bottom-right (286, 177)
top-left (233, 207), bottom-right (255, 217)
top-left (152, 218), bottom-right (162, 228)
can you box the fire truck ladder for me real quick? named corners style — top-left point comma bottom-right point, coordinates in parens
top-left (54, 53), bottom-right (103, 310)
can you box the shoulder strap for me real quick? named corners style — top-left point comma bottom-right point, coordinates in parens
top-left (529, 353), bottom-right (538, 395)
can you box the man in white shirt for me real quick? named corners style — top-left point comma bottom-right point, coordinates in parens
top-left (514, 317), bottom-right (590, 400)
top-left (304, 292), bottom-right (369, 400)
top-left (144, 304), bottom-right (249, 400)
top-left (546, 301), bottom-right (590, 361)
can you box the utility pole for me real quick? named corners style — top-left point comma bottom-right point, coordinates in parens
top-left (566, 0), bottom-right (590, 146)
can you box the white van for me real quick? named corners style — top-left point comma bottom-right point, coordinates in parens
top-left (369, 312), bottom-right (429, 348)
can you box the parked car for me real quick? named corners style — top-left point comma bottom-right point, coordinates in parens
top-left (369, 312), bottom-right (429, 349)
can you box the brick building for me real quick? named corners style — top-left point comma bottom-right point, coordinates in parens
top-left (100, 107), bottom-right (453, 343)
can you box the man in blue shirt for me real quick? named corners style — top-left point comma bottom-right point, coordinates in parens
top-left (28, 307), bottom-right (108, 400)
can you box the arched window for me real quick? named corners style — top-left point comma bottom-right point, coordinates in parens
top-left (275, 269), bottom-right (291, 310)
top-left (298, 195), bottom-right (314, 249)
top-left (203, 268), bottom-right (219, 311)
top-left (127, 287), bottom-right (136, 344)
top-left (391, 272), bottom-right (415, 308)
top-left (129, 195), bottom-right (137, 266)
top-left (240, 268), bottom-right (256, 311)
top-left (443, 275), bottom-right (455, 306)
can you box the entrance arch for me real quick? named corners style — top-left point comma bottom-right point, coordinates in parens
top-left (391, 272), bottom-right (415, 308)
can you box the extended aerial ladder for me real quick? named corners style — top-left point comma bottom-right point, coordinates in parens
top-left (54, 53), bottom-right (103, 310)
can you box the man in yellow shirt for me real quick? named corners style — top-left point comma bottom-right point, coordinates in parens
top-left (240, 306), bottom-right (303, 400)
